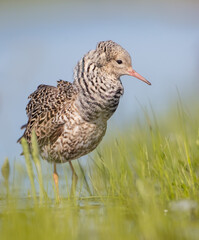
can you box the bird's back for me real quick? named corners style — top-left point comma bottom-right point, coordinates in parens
top-left (18, 80), bottom-right (77, 146)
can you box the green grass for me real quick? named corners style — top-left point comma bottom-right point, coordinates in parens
top-left (1, 101), bottom-right (199, 240)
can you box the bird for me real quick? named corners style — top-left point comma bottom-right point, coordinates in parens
top-left (18, 40), bottom-right (151, 195)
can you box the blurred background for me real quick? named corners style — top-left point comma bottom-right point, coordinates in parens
top-left (0, 0), bottom-right (199, 164)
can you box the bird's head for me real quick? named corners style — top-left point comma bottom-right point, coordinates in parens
top-left (95, 40), bottom-right (151, 85)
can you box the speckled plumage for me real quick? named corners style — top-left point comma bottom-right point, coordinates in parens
top-left (18, 40), bottom-right (150, 164)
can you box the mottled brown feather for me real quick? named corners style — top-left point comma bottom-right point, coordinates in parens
top-left (18, 80), bottom-right (77, 147)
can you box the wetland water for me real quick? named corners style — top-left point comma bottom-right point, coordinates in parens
top-left (1, 2), bottom-right (199, 239)
top-left (0, 2), bottom-right (199, 163)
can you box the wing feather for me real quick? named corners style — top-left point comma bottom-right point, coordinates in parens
top-left (18, 80), bottom-right (77, 147)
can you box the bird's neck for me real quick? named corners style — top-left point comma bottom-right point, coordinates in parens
top-left (73, 52), bottom-right (124, 122)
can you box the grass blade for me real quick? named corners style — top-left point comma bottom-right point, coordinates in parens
top-left (21, 138), bottom-right (37, 204)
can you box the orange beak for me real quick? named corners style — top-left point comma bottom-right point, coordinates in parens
top-left (127, 68), bottom-right (151, 85)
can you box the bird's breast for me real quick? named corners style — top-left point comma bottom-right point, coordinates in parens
top-left (74, 78), bottom-right (124, 122)
top-left (42, 115), bottom-right (107, 163)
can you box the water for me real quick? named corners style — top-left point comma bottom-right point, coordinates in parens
top-left (0, 1), bottom-right (199, 163)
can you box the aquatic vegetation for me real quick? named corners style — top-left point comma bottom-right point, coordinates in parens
top-left (1, 102), bottom-right (199, 240)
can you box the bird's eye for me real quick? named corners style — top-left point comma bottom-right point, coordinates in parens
top-left (116, 60), bottom-right (123, 64)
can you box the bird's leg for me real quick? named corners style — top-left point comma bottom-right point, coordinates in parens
top-left (69, 160), bottom-right (78, 196)
top-left (53, 163), bottom-right (60, 200)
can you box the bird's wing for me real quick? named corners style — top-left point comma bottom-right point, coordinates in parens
top-left (18, 80), bottom-right (77, 147)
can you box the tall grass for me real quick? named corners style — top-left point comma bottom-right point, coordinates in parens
top-left (1, 101), bottom-right (199, 240)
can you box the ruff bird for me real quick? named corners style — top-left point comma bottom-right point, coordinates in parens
top-left (18, 40), bottom-right (151, 195)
